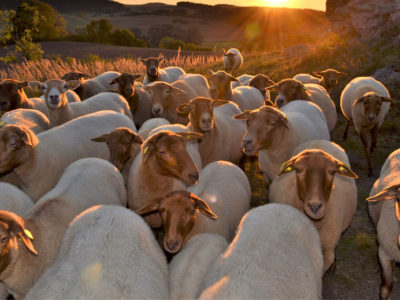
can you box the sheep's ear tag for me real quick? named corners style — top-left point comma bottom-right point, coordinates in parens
top-left (186, 135), bottom-right (191, 140)
top-left (280, 163), bottom-right (292, 173)
top-left (339, 166), bottom-right (346, 172)
top-left (143, 146), bottom-right (149, 154)
top-left (0, 121), bottom-right (5, 127)
top-left (24, 229), bottom-right (34, 240)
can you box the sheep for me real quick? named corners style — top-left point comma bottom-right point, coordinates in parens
top-left (144, 74), bottom-right (210, 124)
top-left (1, 108), bottom-right (50, 134)
top-left (207, 70), bottom-right (264, 111)
top-left (0, 157), bottom-right (127, 298)
top-left (0, 182), bottom-right (33, 219)
top-left (198, 203), bottom-right (323, 300)
top-left (0, 110), bottom-right (136, 202)
top-left (141, 56), bottom-right (186, 85)
top-left (223, 48), bottom-right (243, 75)
top-left (61, 71), bottom-right (120, 100)
top-left (340, 76), bottom-right (391, 176)
top-left (233, 101), bottom-right (330, 187)
top-left (272, 78), bottom-right (337, 132)
top-left (40, 89), bottom-right (81, 103)
top-left (294, 69), bottom-right (347, 94)
top-left (169, 233), bottom-right (228, 300)
top-left (127, 130), bottom-right (203, 228)
top-left (110, 74), bottom-right (153, 128)
top-left (366, 148), bottom-right (400, 300)
top-left (25, 205), bottom-right (168, 300)
top-left (137, 117), bottom-right (170, 140)
top-left (269, 140), bottom-right (358, 273)
top-left (29, 79), bottom-right (132, 127)
top-left (232, 74), bottom-right (274, 100)
top-left (136, 160), bottom-right (251, 254)
top-left (177, 97), bottom-right (246, 166)
top-left (0, 79), bottom-right (48, 117)
top-left (91, 127), bottom-right (144, 185)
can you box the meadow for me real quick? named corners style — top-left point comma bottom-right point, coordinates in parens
top-left (1, 32), bottom-right (400, 298)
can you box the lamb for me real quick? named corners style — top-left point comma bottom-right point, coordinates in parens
top-left (269, 140), bottom-right (358, 272)
top-left (232, 74), bottom-right (274, 100)
top-left (366, 148), bottom-right (400, 300)
top-left (0, 110), bottom-right (136, 202)
top-left (207, 70), bottom-right (264, 111)
top-left (169, 233), bottom-right (228, 300)
top-left (110, 74), bottom-right (152, 128)
top-left (1, 108), bottom-right (50, 134)
top-left (137, 117), bottom-right (170, 140)
top-left (233, 101), bottom-right (330, 187)
top-left (127, 130), bottom-right (202, 228)
top-left (61, 71), bottom-right (120, 100)
top-left (144, 74), bottom-right (210, 124)
top-left (141, 56), bottom-right (185, 85)
top-left (25, 205), bottom-right (168, 300)
top-left (223, 48), bottom-right (243, 75)
top-left (272, 78), bottom-right (337, 132)
top-left (340, 76), bottom-right (391, 176)
top-left (0, 157), bottom-right (127, 298)
top-left (0, 79), bottom-right (48, 116)
top-left (136, 160), bottom-right (251, 253)
top-left (177, 97), bottom-right (246, 166)
top-left (198, 203), bottom-right (323, 299)
top-left (294, 69), bottom-right (347, 94)
top-left (29, 79), bottom-right (132, 127)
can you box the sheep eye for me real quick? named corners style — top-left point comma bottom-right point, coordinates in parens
top-left (159, 151), bottom-right (166, 155)
top-left (1, 236), bottom-right (7, 243)
top-left (10, 141), bottom-right (17, 149)
top-left (190, 209), bottom-right (196, 215)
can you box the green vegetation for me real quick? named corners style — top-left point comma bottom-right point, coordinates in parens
top-left (159, 37), bottom-right (211, 51)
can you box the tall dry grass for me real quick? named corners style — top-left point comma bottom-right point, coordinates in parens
top-left (0, 52), bottom-right (221, 81)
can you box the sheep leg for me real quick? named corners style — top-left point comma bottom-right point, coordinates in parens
top-left (359, 131), bottom-right (373, 177)
top-left (323, 249), bottom-right (335, 273)
top-left (343, 119), bottom-right (352, 140)
top-left (378, 246), bottom-right (394, 300)
top-left (370, 124), bottom-right (379, 153)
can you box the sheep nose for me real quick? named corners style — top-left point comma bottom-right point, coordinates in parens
top-left (368, 116), bottom-right (375, 122)
top-left (276, 98), bottom-right (285, 108)
top-left (166, 240), bottom-right (179, 252)
top-left (243, 139), bottom-right (252, 149)
top-left (126, 88), bottom-right (133, 95)
top-left (189, 172), bottom-right (199, 182)
top-left (201, 118), bottom-right (211, 127)
top-left (308, 203), bottom-right (322, 215)
top-left (152, 107), bottom-right (162, 116)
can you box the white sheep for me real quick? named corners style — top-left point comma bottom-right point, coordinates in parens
top-left (25, 205), bottom-right (168, 300)
top-left (232, 74), bottom-right (274, 101)
top-left (199, 203), bottom-right (323, 299)
top-left (207, 70), bottom-right (264, 111)
top-left (223, 48), bottom-right (243, 75)
top-left (137, 117), bottom-right (170, 140)
top-left (367, 148), bottom-right (400, 300)
top-left (1, 108), bottom-right (50, 134)
top-left (61, 71), bottom-right (121, 100)
top-left (177, 97), bottom-right (246, 166)
top-left (177, 73), bottom-right (211, 97)
top-left (136, 160), bottom-right (251, 253)
top-left (0, 157), bottom-right (127, 298)
top-left (340, 76), bottom-right (391, 176)
top-left (0, 79), bottom-right (48, 117)
top-left (0, 182), bottom-right (33, 220)
top-left (169, 233), bottom-right (228, 300)
top-left (273, 78), bottom-right (337, 132)
top-left (29, 79), bottom-right (132, 127)
top-left (141, 56), bottom-right (186, 85)
top-left (0, 110), bottom-right (136, 202)
top-left (293, 73), bottom-right (320, 84)
top-left (269, 140), bottom-right (358, 272)
top-left (294, 69), bottom-right (347, 94)
top-left (233, 101), bottom-right (330, 187)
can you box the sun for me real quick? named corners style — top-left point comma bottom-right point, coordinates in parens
top-left (262, 0), bottom-right (289, 7)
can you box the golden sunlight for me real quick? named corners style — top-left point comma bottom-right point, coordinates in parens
top-left (262, 0), bottom-right (290, 7)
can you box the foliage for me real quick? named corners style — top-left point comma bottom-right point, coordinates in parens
top-left (159, 37), bottom-right (211, 51)
top-left (147, 23), bottom-right (204, 47)
top-left (110, 29), bottom-right (146, 47)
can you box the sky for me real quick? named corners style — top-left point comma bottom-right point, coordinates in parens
top-left (117, 0), bottom-right (326, 11)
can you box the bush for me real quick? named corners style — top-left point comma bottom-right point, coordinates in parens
top-left (159, 36), bottom-right (211, 51)
top-left (110, 29), bottom-right (146, 47)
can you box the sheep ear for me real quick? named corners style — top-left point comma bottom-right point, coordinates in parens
top-left (110, 78), bottom-right (119, 85)
top-left (264, 99), bottom-right (275, 107)
top-left (16, 81), bottom-right (28, 90)
top-left (267, 84), bottom-right (277, 91)
top-left (190, 193), bottom-right (217, 219)
top-left (79, 73), bottom-right (90, 79)
top-left (336, 71), bottom-right (347, 77)
top-left (28, 81), bottom-right (46, 92)
top-left (207, 69), bottom-right (215, 77)
top-left (381, 96), bottom-right (392, 103)
top-left (12, 126), bottom-right (38, 148)
top-left (17, 229), bottom-right (38, 256)
top-left (212, 99), bottom-right (229, 107)
top-left (176, 103), bottom-right (192, 115)
top-left (228, 74), bottom-right (238, 82)
top-left (353, 96), bottom-right (365, 106)
top-left (157, 56), bottom-right (164, 63)
top-left (91, 133), bottom-right (109, 143)
top-left (335, 161), bottom-right (358, 178)
top-left (277, 114), bottom-right (289, 129)
top-left (233, 110), bottom-right (251, 120)
top-left (366, 184), bottom-right (400, 203)
top-left (277, 157), bottom-right (297, 176)
top-left (130, 74), bottom-right (141, 81)
top-left (66, 80), bottom-right (80, 90)
top-left (177, 131), bottom-right (203, 142)
top-left (140, 58), bottom-right (146, 64)
top-left (222, 48), bottom-right (227, 55)
top-left (136, 202), bottom-right (160, 216)
top-left (312, 71), bottom-right (323, 77)
top-left (171, 86), bottom-right (187, 96)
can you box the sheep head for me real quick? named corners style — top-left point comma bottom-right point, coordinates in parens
top-left (0, 210), bottom-right (38, 274)
top-left (92, 127), bottom-right (144, 172)
top-left (278, 149), bottom-right (357, 220)
top-left (0, 124), bottom-right (38, 176)
top-left (136, 190), bottom-right (217, 254)
top-left (207, 70), bottom-right (237, 100)
top-left (313, 69), bottom-right (347, 91)
top-left (0, 79), bottom-right (29, 115)
top-left (249, 74), bottom-right (275, 98)
top-left (29, 79), bottom-right (79, 110)
top-left (274, 78), bottom-right (311, 108)
top-left (141, 130), bottom-right (202, 186)
top-left (61, 71), bottom-right (90, 82)
top-left (177, 97), bottom-right (228, 132)
top-left (110, 73), bottom-right (141, 99)
top-left (141, 56), bottom-right (163, 79)
top-left (353, 92), bottom-right (391, 124)
top-left (233, 106), bottom-right (288, 155)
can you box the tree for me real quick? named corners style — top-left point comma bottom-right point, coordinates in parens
top-left (86, 18), bottom-right (113, 44)
top-left (110, 29), bottom-right (146, 47)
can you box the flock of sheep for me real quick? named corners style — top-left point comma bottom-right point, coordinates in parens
top-left (0, 47), bottom-right (397, 299)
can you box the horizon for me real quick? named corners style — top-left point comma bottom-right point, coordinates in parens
top-left (116, 0), bottom-right (326, 11)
